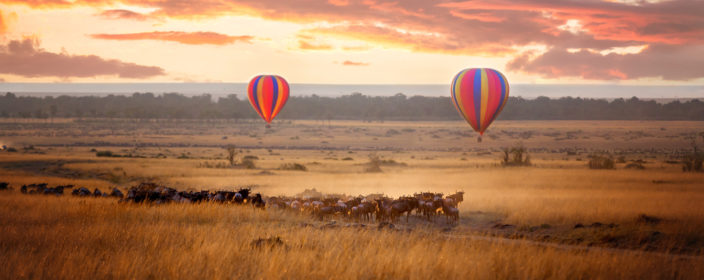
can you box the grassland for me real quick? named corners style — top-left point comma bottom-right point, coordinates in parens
top-left (1, 119), bottom-right (704, 279)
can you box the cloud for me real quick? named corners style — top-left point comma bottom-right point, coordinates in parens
top-left (0, 11), bottom-right (5, 34)
top-left (5, 0), bottom-right (704, 80)
top-left (507, 44), bottom-right (704, 80)
top-left (0, 38), bottom-right (164, 78)
top-left (90, 31), bottom-right (254, 45)
top-left (98, 9), bottom-right (149, 21)
top-left (342, 60), bottom-right (369, 66)
top-left (304, 24), bottom-right (515, 56)
top-left (298, 40), bottom-right (333, 50)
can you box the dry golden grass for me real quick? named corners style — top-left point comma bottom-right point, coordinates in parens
top-left (1, 119), bottom-right (704, 278)
top-left (1, 192), bottom-right (703, 280)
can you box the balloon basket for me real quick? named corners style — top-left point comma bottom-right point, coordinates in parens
top-left (477, 136), bottom-right (482, 143)
top-left (265, 124), bottom-right (271, 129)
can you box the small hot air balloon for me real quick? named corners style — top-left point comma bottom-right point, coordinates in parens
top-left (450, 68), bottom-right (509, 141)
top-left (247, 75), bottom-right (290, 127)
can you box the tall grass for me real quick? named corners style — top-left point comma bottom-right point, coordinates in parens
top-left (1, 193), bottom-right (702, 279)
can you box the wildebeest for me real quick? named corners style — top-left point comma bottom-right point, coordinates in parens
top-left (390, 197), bottom-right (419, 222)
top-left (0, 182), bottom-right (9, 191)
top-left (20, 183), bottom-right (64, 196)
top-left (251, 193), bottom-right (266, 209)
top-left (441, 199), bottom-right (459, 224)
top-left (72, 187), bottom-right (91, 197)
top-left (110, 187), bottom-right (124, 198)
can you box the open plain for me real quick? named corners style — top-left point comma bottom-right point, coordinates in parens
top-left (1, 119), bottom-right (704, 279)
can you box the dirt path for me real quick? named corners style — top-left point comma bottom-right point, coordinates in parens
top-left (445, 232), bottom-right (704, 261)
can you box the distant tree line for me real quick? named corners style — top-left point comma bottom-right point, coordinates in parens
top-left (0, 92), bottom-right (703, 121)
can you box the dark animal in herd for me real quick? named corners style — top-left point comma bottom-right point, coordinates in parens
top-left (7, 181), bottom-right (463, 223)
top-left (11, 182), bottom-right (265, 207)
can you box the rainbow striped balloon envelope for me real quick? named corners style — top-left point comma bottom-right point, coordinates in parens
top-left (450, 68), bottom-right (509, 135)
top-left (247, 75), bottom-right (290, 124)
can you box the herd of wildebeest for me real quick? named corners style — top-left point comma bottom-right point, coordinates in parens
top-left (1, 181), bottom-right (464, 224)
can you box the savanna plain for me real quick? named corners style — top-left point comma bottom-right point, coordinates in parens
top-left (1, 118), bottom-right (704, 279)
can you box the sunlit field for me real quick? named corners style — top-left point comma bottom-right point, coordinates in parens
top-left (1, 119), bottom-right (704, 279)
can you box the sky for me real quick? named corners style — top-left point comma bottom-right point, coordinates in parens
top-left (0, 0), bottom-right (703, 85)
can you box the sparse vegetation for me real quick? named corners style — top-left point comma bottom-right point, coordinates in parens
top-left (365, 153), bottom-right (383, 173)
top-left (279, 163), bottom-right (307, 171)
top-left (501, 144), bottom-right (531, 167)
top-left (1, 118), bottom-right (704, 279)
top-left (95, 150), bottom-right (115, 157)
top-left (589, 155), bottom-right (615, 169)
top-left (226, 146), bottom-right (239, 166)
top-left (682, 134), bottom-right (704, 172)
top-left (240, 158), bottom-right (257, 169)
top-left (625, 162), bottom-right (645, 169)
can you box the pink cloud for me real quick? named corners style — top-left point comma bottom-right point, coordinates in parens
top-left (5, 0), bottom-right (704, 80)
top-left (507, 44), bottom-right (704, 80)
top-left (0, 38), bottom-right (164, 79)
top-left (98, 9), bottom-right (149, 21)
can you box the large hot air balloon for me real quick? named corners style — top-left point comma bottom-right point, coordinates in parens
top-left (247, 75), bottom-right (290, 126)
top-left (450, 68), bottom-right (509, 139)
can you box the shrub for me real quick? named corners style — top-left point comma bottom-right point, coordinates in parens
top-left (365, 154), bottom-right (383, 173)
top-left (682, 135), bottom-right (703, 172)
top-left (588, 155), bottom-right (615, 169)
top-left (240, 158), bottom-right (256, 169)
top-left (625, 162), bottom-right (645, 169)
top-left (96, 151), bottom-right (115, 157)
top-left (279, 163), bottom-right (307, 171)
top-left (198, 161), bottom-right (230, 168)
top-left (501, 144), bottom-right (531, 167)
top-left (243, 155), bottom-right (259, 160)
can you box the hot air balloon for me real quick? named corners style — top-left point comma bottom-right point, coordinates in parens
top-left (247, 75), bottom-right (290, 127)
top-left (450, 68), bottom-right (509, 141)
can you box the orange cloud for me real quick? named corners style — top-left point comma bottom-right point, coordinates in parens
top-left (298, 40), bottom-right (333, 50)
top-left (0, 11), bottom-right (6, 34)
top-left (90, 31), bottom-right (254, 45)
top-left (98, 9), bottom-right (149, 21)
top-left (306, 24), bottom-right (515, 56)
top-left (342, 60), bottom-right (369, 66)
top-left (327, 0), bottom-right (349, 7)
top-left (5, 0), bottom-right (704, 80)
top-left (0, 38), bottom-right (164, 78)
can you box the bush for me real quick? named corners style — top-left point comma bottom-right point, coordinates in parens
top-left (589, 155), bottom-right (614, 169)
top-left (625, 162), bottom-right (645, 169)
top-left (501, 144), bottom-right (531, 167)
top-left (6, 147), bottom-right (17, 152)
top-left (243, 155), bottom-right (259, 160)
top-left (198, 161), bottom-right (230, 168)
top-left (279, 163), bottom-right (307, 171)
top-left (240, 158), bottom-right (256, 169)
top-left (682, 135), bottom-right (703, 172)
top-left (96, 151), bottom-right (115, 157)
top-left (365, 154), bottom-right (383, 173)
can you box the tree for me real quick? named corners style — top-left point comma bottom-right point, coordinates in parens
top-left (49, 104), bottom-right (57, 123)
top-left (226, 146), bottom-right (239, 166)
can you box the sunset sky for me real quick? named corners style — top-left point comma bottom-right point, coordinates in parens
top-left (1, 0), bottom-right (703, 84)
